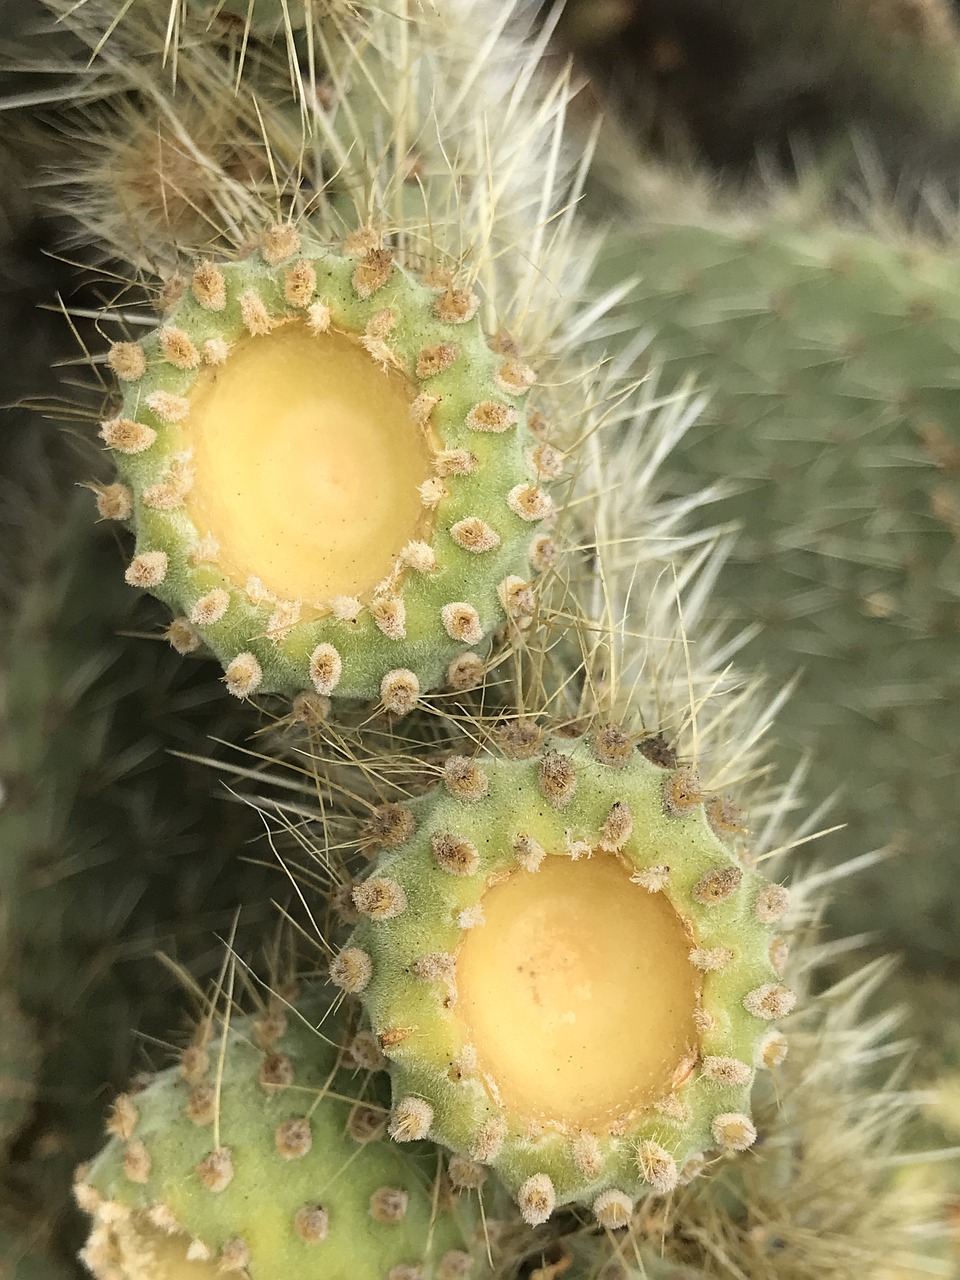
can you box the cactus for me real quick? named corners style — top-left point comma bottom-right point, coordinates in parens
top-left (99, 234), bottom-right (549, 704)
top-left (0, 0), bottom-right (952, 1277)
top-left (592, 205), bottom-right (960, 966)
top-left (75, 986), bottom-right (485, 1280)
top-left (337, 727), bottom-right (792, 1225)
top-left (0, 470), bottom-right (280, 1256)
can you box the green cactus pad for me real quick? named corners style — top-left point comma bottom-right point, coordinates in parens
top-left (336, 726), bottom-right (793, 1225)
top-left (99, 224), bottom-right (554, 705)
top-left (75, 987), bottom-right (481, 1280)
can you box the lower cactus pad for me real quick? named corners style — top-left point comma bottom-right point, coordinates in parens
top-left (75, 989), bottom-right (481, 1279)
top-left (337, 726), bottom-right (794, 1224)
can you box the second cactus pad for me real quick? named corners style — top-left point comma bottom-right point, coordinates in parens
top-left (100, 226), bottom-right (554, 703)
top-left (337, 725), bottom-right (794, 1225)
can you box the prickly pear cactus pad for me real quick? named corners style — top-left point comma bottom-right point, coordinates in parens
top-left (74, 987), bottom-right (481, 1280)
top-left (336, 725), bottom-right (793, 1226)
top-left (100, 224), bottom-right (554, 705)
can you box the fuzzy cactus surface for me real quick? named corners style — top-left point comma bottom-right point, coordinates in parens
top-left (0, 1), bottom-right (953, 1279)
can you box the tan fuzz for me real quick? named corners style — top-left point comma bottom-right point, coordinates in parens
top-left (389, 1097), bottom-right (433, 1142)
top-left (743, 984), bottom-right (796, 1020)
top-left (370, 596), bottom-right (406, 640)
top-left (450, 517), bottom-right (500, 553)
top-left (160, 326), bottom-right (201, 370)
top-left (106, 1095), bottom-right (138, 1141)
top-left (593, 1188), bottom-right (633, 1229)
top-left (275, 1117), bottom-right (312, 1160)
top-left (497, 575), bottom-right (534, 620)
top-left (284, 259), bottom-right (317, 308)
top-left (416, 342), bottom-right (460, 378)
top-left (711, 1112), bottom-right (757, 1151)
top-left (441, 602), bottom-right (483, 644)
top-left (702, 1056), bottom-right (752, 1086)
top-left (364, 802), bottom-right (416, 850)
top-left (353, 248), bottom-right (394, 299)
top-left (222, 653), bottom-right (262, 698)
top-left (443, 756), bottom-right (490, 802)
top-left (755, 883), bottom-right (790, 923)
top-left (330, 947), bottom-right (373, 993)
top-left (692, 866), bottom-right (742, 905)
top-left (145, 390), bottom-right (190, 423)
top-left (434, 448), bottom-right (477, 476)
top-left (512, 833), bottom-right (547, 872)
top-left (90, 482), bottom-right (133, 521)
top-left (258, 1052), bottom-right (295, 1092)
top-left (448, 1156), bottom-right (487, 1190)
top-left (518, 1173), bottom-right (555, 1226)
top-left (125, 551), bottom-right (168, 588)
top-left (447, 653), bottom-right (485, 690)
top-left (636, 1140), bottom-right (679, 1193)
top-left (538, 750), bottom-right (577, 807)
top-left (190, 589), bottom-right (230, 627)
top-left (192, 262), bottom-right (227, 310)
top-left (496, 720), bottom-right (544, 760)
top-left (186, 1084), bottom-right (216, 1126)
top-left (261, 223), bottom-right (301, 266)
top-left (663, 769), bottom-right (703, 815)
top-left (100, 417), bottom-right (156, 454)
top-left (239, 290), bottom-right (272, 336)
top-left (369, 1187), bottom-right (408, 1224)
top-left (165, 618), bottom-right (201, 654)
top-left (294, 1204), bottom-right (329, 1243)
top-left (433, 287), bottom-right (480, 325)
top-left (309, 643), bottom-right (342, 696)
top-left (431, 832), bottom-right (481, 877)
top-left (122, 1140), bottom-right (151, 1184)
top-left (466, 401), bottom-right (518, 433)
top-left (507, 483), bottom-right (553, 521)
top-left (380, 669), bottom-right (420, 716)
top-left (529, 533), bottom-right (559, 572)
top-left (107, 341), bottom-right (146, 381)
top-left (196, 1147), bottom-right (234, 1192)
top-left (470, 1116), bottom-right (507, 1164)
top-left (353, 877), bottom-right (408, 921)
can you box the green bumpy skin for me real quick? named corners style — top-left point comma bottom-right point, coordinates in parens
top-left (595, 216), bottom-right (960, 966)
top-left (99, 224), bottom-right (555, 706)
top-left (335, 725), bottom-right (793, 1226)
top-left (75, 988), bottom-right (481, 1280)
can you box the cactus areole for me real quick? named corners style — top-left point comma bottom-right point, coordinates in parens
top-left (338, 726), bottom-right (794, 1225)
top-left (99, 225), bottom-right (555, 704)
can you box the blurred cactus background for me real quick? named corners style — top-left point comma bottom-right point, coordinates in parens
top-left (0, 0), bottom-right (958, 1277)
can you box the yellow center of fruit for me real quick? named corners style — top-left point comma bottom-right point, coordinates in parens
top-left (98, 1216), bottom-right (220, 1280)
top-left (181, 323), bottom-right (432, 605)
top-left (456, 853), bottom-right (699, 1129)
